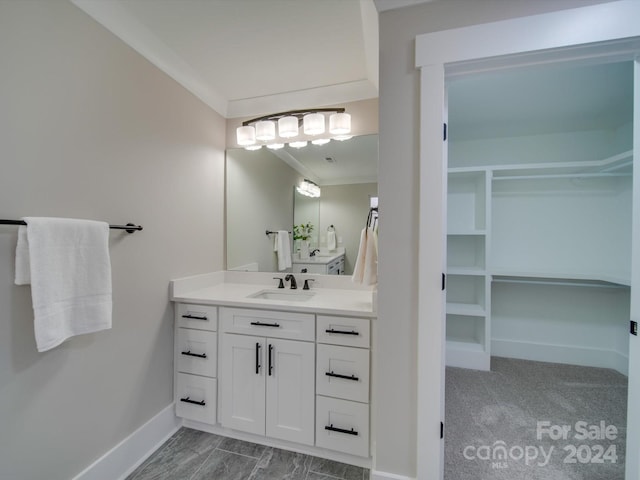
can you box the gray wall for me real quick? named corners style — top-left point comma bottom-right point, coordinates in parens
top-left (376, 0), bottom-right (615, 476)
top-left (0, 2), bottom-right (225, 479)
top-left (226, 148), bottom-right (300, 272)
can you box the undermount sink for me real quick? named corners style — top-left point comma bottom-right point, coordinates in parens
top-left (248, 289), bottom-right (315, 302)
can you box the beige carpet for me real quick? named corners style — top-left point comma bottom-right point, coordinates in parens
top-left (445, 357), bottom-right (627, 480)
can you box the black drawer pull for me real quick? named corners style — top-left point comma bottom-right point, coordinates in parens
top-left (181, 350), bottom-right (207, 359)
top-left (325, 328), bottom-right (359, 335)
top-left (268, 344), bottom-right (274, 376)
top-left (180, 396), bottom-right (205, 406)
top-left (325, 371), bottom-right (359, 381)
top-left (255, 342), bottom-right (261, 374)
top-left (250, 321), bottom-right (280, 328)
top-left (325, 424), bottom-right (358, 436)
top-left (182, 314), bottom-right (208, 321)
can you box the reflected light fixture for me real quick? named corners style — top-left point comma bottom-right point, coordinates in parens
top-left (297, 179), bottom-right (321, 198)
top-left (236, 107), bottom-right (351, 150)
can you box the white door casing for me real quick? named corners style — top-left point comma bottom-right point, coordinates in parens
top-left (415, 2), bottom-right (640, 479)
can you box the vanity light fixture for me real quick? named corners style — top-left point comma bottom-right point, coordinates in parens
top-left (266, 143), bottom-right (285, 150)
top-left (236, 107), bottom-right (351, 150)
top-left (289, 140), bottom-right (308, 149)
top-left (297, 179), bottom-right (321, 198)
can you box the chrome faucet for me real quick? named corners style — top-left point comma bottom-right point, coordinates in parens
top-left (284, 274), bottom-right (297, 289)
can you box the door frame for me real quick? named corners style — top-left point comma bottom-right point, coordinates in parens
top-left (415, 2), bottom-right (640, 479)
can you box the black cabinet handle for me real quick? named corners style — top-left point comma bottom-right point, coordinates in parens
top-left (268, 344), bottom-right (274, 376)
top-left (182, 314), bottom-right (207, 321)
top-left (250, 321), bottom-right (280, 328)
top-left (181, 350), bottom-right (207, 359)
top-left (325, 371), bottom-right (359, 381)
top-left (180, 396), bottom-right (205, 406)
top-left (325, 328), bottom-right (359, 336)
top-left (325, 424), bottom-right (358, 436)
top-left (255, 342), bottom-right (261, 374)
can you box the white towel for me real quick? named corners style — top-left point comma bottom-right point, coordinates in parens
top-left (275, 230), bottom-right (292, 271)
top-left (15, 217), bottom-right (113, 352)
top-left (352, 227), bottom-right (378, 285)
top-left (327, 230), bottom-right (337, 251)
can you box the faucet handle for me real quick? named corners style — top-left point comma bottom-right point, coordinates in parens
top-left (273, 277), bottom-right (285, 289)
top-left (303, 279), bottom-right (315, 290)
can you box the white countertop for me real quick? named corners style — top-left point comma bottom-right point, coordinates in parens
top-left (170, 271), bottom-right (376, 318)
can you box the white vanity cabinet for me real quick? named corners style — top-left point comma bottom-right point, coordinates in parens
top-left (219, 307), bottom-right (315, 445)
top-left (174, 303), bottom-right (218, 424)
top-left (292, 253), bottom-right (345, 275)
top-left (315, 315), bottom-right (371, 457)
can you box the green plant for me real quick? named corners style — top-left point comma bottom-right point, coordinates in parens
top-left (293, 222), bottom-right (314, 241)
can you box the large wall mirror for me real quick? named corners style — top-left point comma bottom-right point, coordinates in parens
top-left (226, 134), bottom-right (378, 275)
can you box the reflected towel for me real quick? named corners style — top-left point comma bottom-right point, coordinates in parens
top-left (352, 227), bottom-right (377, 285)
top-left (275, 230), bottom-right (292, 271)
top-left (327, 230), bottom-right (337, 251)
top-left (15, 217), bottom-right (112, 352)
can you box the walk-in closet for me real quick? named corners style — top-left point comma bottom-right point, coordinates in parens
top-left (444, 60), bottom-right (633, 479)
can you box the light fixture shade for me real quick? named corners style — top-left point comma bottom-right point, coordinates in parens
top-left (255, 120), bottom-right (276, 141)
top-left (236, 125), bottom-right (256, 146)
top-left (244, 144), bottom-right (263, 151)
top-left (278, 116), bottom-right (299, 138)
top-left (333, 135), bottom-right (353, 141)
top-left (329, 112), bottom-right (351, 135)
top-left (289, 141), bottom-right (308, 149)
top-left (311, 138), bottom-right (331, 146)
top-left (303, 113), bottom-right (325, 135)
top-left (266, 143), bottom-right (284, 150)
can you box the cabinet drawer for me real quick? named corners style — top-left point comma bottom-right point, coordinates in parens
top-left (292, 264), bottom-right (326, 274)
top-left (316, 396), bottom-right (369, 458)
top-left (317, 344), bottom-right (369, 403)
top-left (176, 303), bottom-right (218, 331)
top-left (177, 328), bottom-right (217, 377)
top-left (317, 316), bottom-right (370, 348)
top-left (176, 373), bottom-right (217, 425)
top-left (221, 307), bottom-right (314, 341)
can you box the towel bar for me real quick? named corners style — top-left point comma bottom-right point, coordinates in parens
top-left (0, 219), bottom-right (143, 233)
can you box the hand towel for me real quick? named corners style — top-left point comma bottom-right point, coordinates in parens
top-left (327, 230), bottom-right (337, 251)
top-left (15, 217), bottom-right (112, 352)
top-left (351, 227), bottom-right (367, 284)
top-left (275, 230), bottom-right (292, 271)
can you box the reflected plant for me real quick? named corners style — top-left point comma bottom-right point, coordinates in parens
top-left (293, 222), bottom-right (314, 241)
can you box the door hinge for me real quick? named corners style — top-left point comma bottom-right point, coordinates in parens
top-left (443, 123), bottom-right (447, 141)
top-left (442, 273), bottom-right (446, 291)
top-left (631, 320), bottom-right (638, 336)
top-left (440, 421), bottom-right (444, 439)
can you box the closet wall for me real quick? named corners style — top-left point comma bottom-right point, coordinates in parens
top-left (446, 63), bottom-right (633, 375)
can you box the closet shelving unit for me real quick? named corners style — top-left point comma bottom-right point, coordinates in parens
top-left (446, 150), bottom-right (633, 372)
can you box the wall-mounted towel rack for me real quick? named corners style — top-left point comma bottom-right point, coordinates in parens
top-left (265, 230), bottom-right (291, 236)
top-left (0, 219), bottom-right (143, 234)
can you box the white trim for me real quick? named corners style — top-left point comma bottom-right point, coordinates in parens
top-left (72, 404), bottom-right (181, 480)
top-left (492, 339), bottom-right (629, 377)
top-left (370, 470), bottom-right (415, 480)
top-left (415, 2), bottom-right (640, 479)
top-left (415, 0), bottom-right (640, 68)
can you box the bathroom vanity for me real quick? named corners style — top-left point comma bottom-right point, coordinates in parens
top-left (170, 271), bottom-right (376, 466)
top-left (292, 249), bottom-right (345, 275)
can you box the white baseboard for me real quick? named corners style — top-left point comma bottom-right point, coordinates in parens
top-left (370, 470), bottom-right (415, 480)
top-left (72, 403), bottom-right (182, 480)
top-left (492, 339), bottom-right (629, 376)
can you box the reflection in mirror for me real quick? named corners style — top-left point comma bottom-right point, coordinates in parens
top-left (226, 135), bottom-right (377, 275)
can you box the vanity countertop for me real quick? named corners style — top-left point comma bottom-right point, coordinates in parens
top-left (291, 250), bottom-right (344, 265)
top-left (170, 270), bottom-right (376, 318)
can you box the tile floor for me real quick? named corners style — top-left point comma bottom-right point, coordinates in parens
top-left (126, 427), bottom-right (370, 480)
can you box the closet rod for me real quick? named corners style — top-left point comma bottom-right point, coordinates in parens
top-left (492, 278), bottom-right (627, 289)
top-left (493, 173), bottom-right (630, 181)
top-left (0, 219), bottom-right (143, 233)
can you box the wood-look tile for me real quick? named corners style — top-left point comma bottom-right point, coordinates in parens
top-left (217, 436), bottom-right (268, 458)
top-left (126, 428), bottom-right (222, 480)
top-left (308, 457), bottom-right (366, 480)
top-left (190, 449), bottom-right (258, 480)
top-left (248, 447), bottom-right (312, 480)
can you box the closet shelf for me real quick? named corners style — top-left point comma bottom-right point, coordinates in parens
top-left (447, 267), bottom-right (486, 276)
top-left (447, 230), bottom-right (486, 236)
top-left (491, 272), bottom-right (630, 288)
top-left (446, 303), bottom-right (486, 317)
top-left (446, 339), bottom-right (485, 352)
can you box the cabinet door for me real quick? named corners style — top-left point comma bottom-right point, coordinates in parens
top-left (220, 334), bottom-right (265, 436)
top-left (265, 338), bottom-right (315, 445)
